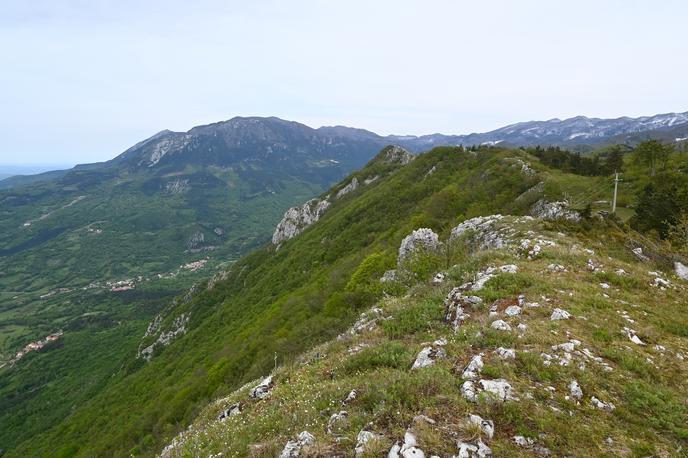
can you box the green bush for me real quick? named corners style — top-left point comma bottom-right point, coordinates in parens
top-left (382, 299), bottom-right (444, 339)
top-left (342, 342), bottom-right (411, 375)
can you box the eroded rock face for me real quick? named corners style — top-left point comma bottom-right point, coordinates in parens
top-left (450, 215), bottom-right (509, 250)
top-left (531, 199), bottom-right (580, 222)
top-left (165, 178), bottom-right (190, 194)
top-left (398, 228), bottom-right (440, 265)
top-left (336, 177), bottom-right (359, 199)
top-left (378, 145), bottom-right (414, 165)
top-left (137, 313), bottom-right (191, 361)
top-left (272, 198), bottom-right (331, 245)
top-left (187, 231), bottom-right (205, 250)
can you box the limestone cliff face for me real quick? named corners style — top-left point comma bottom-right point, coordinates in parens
top-left (377, 145), bottom-right (415, 165)
top-left (272, 198), bottom-right (332, 246)
top-left (271, 145), bottom-right (415, 247)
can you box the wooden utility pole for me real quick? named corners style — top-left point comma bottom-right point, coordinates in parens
top-left (612, 172), bottom-right (621, 213)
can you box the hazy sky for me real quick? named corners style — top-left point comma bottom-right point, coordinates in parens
top-left (1, 0), bottom-right (687, 164)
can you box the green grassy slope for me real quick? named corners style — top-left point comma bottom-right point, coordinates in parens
top-left (9, 146), bottom-right (612, 457)
top-left (0, 161), bottom-right (333, 452)
top-left (164, 216), bottom-right (688, 457)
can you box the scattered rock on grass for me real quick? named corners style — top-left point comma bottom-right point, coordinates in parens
top-left (468, 414), bottom-right (495, 439)
top-left (590, 396), bottom-right (615, 411)
top-left (388, 431), bottom-right (425, 458)
top-left (412, 340), bottom-right (447, 369)
top-left (279, 431), bottom-right (315, 458)
top-left (550, 308), bottom-right (571, 321)
top-left (623, 327), bottom-right (645, 345)
top-left (444, 289), bottom-right (482, 331)
top-left (327, 411), bottom-right (348, 434)
top-left (675, 261), bottom-right (688, 281)
top-left (491, 320), bottom-right (512, 331)
top-left (249, 375), bottom-right (274, 399)
top-left (632, 247), bottom-right (649, 262)
top-left (355, 429), bottom-right (384, 457)
top-left (456, 439), bottom-right (492, 457)
top-left (462, 354), bottom-right (485, 380)
top-left (569, 380), bottom-right (583, 400)
top-left (513, 436), bottom-right (551, 457)
top-left (217, 402), bottom-right (241, 421)
top-left (495, 347), bottom-right (516, 359)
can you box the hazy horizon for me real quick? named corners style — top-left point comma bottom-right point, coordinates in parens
top-left (2, 0), bottom-right (687, 164)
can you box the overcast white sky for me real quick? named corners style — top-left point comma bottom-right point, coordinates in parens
top-left (1, 0), bottom-right (687, 164)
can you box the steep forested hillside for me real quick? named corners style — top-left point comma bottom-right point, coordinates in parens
top-left (10, 144), bottom-right (668, 457)
top-left (0, 117), bottom-right (388, 454)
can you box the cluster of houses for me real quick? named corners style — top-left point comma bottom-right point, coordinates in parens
top-left (5, 331), bottom-right (63, 367)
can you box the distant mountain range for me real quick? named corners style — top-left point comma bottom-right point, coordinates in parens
top-left (390, 111), bottom-right (688, 151)
top-left (3, 110), bottom-right (687, 188)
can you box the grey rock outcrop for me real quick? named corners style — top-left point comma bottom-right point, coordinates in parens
top-left (279, 431), bottom-right (315, 458)
top-left (550, 308), bottom-right (571, 321)
top-left (569, 380), bottom-right (583, 400)
top-left (411, 339), bottom-right (447, 369)
top-left (462, 354), bottom-right (485, 380)
top-left (165, 178), bottom-right (190, 194)
top-left (450, 215), bottom-right (509, 250)
top-left (186, 231), bottom-right (205, 250)
top-left (462, 379), bottom-right (516, 402)
top-left (531, 199), bottom-right (580, 221)
top-left (272, 197), bottom-right (331, 245)
top-left (137, 313), bottom-right (190, 361)
top-left (468, 414), bottom-right (495, 439)
top-left (355, 429), bottom-right (384, 457)
top-left (378, 145), bottom-right (414, 165)
top-left (217, 402), bottom-right (241, 421)
top-left (380, 270), bottom-right (398, 283)
top-left (249, 375), bottom-right (274, 399)
top-left (336, 177), bottom-right (359, 199)
top-left (444, 289), bottom-right (481, 331)
top-left (456, 439), bottom-right (492, 457)
top-left (398, 228), bottom-right (440, 265)
top-left (675, 261), bottom-right (688, 281)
